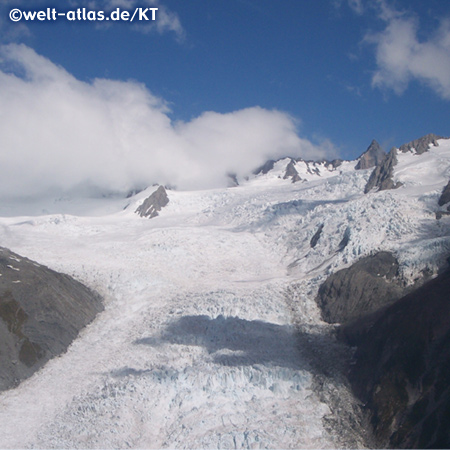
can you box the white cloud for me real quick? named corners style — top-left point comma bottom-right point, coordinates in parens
top-left (367, 3), bottom-right (450, 99)
top-left (0, 44), bottom-right (335, 198)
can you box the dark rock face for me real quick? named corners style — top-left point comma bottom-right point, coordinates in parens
top-left (342, 268), bottom-right (450, 449)
top-left (227, 173), bottom-right (239, 187)
top-left (329, 159), bottom-right (343, 169)
top-left (364, 148), bottom-right (403, 194)
top-left (310, 224), bottom-right (324, 248)
top-left (355, 139), bottom-right (386, 170)
top-left (126, 188), bottom-right (144, 198)
top-left (253, 159), bottom-right (276, 175)
top-left (253, 157), bottom-right (345, 179)
top-left (135, 185), bottom-right (169, 219)
top-left (438, 180), bottom-right (450, 206)
top-left (399, 133), bottom-right (443, 155)
top-left (316, 251), bottom-right (403, 324)
top-left (283, 160), bottom-right (301, 183)
top-left (0, 247), bottom-right (103, 392)
top-left (337, 226), bottom-right (351, 252)
top-left (436, 210), bottom-right (450, 220)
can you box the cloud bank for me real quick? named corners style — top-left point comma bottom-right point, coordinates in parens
top-left (0, 44), bottom-right (335, 198)
top-left (367, 1), bottom-right (450, 99)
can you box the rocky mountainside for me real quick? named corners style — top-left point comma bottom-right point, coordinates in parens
top-left (316, 251), bottom-right (405, 324)
top-left (0, 247), bottom-right (103, 392)
top-left (314, 247), bottom-right (450, 448)
top-left (340, 266), bottom-right (450, 449)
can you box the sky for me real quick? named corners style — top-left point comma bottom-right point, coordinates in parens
top-left (0, 0), bottom-right (449, 197)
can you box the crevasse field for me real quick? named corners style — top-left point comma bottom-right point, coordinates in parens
top-left (0, 140), bottom-right (449, 448)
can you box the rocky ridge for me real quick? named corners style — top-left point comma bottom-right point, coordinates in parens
top-left (252, 133), bottom-right (446, 198)
top-left (399, 133), bottom-right (443, 155)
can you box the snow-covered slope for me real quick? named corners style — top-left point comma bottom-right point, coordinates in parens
top-left (0, 137), bottom-right (449, 448)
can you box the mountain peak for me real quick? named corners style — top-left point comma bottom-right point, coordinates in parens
top-left (364, 147), bottom-right (403, 194)
top-left (355, 139), bottom-right (386, 170)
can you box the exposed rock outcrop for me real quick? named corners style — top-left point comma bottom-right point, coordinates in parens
top-left (310, 224), bottom-right (324, 248)
top-left (252, 156), bottom-right (344, 181)
top-left (135, 185), bottom-right (169, 219)
top-left (126, 188), bottom-right (144, 198)
top-left (0, 247), bottom-right (103, 392)
top-left (438, 180), bottom-right (450, 206)
top-left (355, 139), bottom-right (386, 170)
top-left (283, 160), bottom-right (301, 183)
top-left (364, 148), bottom-right (403, 194)
top-left (337, 226), bottom-right (351, 252)
top-left (227, 173), bottom-right (239, 187)
top-left (253, 159), bottom-right (276, 175)
top-left (328, 159), bottom-right (343, 169)
top-left (342, 268), bottom-right (450, 449)
top-left (316, 251), bottom-right (404, 324)
top-left (399, 133), bottom-right (443, 155)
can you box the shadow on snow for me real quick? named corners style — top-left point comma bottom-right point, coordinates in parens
top-left (130, 315), bottom-right (350, 379)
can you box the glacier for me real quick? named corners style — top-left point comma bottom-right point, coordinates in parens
top-left (0, 138), bottom-right (449, 448)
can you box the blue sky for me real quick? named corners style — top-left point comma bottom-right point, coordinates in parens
top-left (0, 0), bottom-right (449, 195)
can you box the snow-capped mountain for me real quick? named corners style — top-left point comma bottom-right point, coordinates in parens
top-left (0, 134), bottom-right (449, 448)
